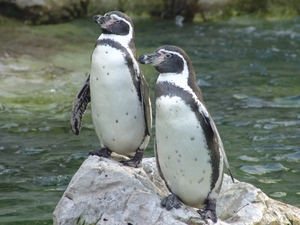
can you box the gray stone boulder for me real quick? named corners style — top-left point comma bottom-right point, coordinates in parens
top-left (53, 155), bottom-right (300, 225)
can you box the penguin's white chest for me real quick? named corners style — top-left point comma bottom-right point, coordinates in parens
top-left (90, 45), bottom-right (145, 155)
top-left (156, 95), bottom-right (213, 207)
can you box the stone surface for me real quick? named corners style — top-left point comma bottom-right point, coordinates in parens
top-left (53, 155), bottom-right (300, 225)
top-left (0, 0), bottom-right (112, 24)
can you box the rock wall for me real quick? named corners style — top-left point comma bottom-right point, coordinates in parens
top-left (0, 0), bottom-right (298, 24)
top-left (53, 155), bottom-right (300, 225)
top-left (0, 0), bottom-right (117, 24)
top-left (0, 0), bottom-right (153, 24)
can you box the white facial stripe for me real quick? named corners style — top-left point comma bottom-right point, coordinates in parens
top-left (111, 14), bottom-right (126, 22)
top-left (159, 49), bottom-right (182, 58)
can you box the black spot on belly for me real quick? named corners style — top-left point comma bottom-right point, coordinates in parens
top-left (113, 138), bottom-right (115, 141)
top-left (106, 51), bottom-right (108, 54)
top-left (126, 112), bottom-right (128, 115)
top-left (134, 116), bottom-right (137, 119)
top-left (107, 73), bottom-right (109, 75)
top-left (116, 120), bottom-right (118, 123)
top-left (180, 169), bottom-right (184, 173)
top-left (103, 66), bottom-right (105, 69)
top-left (166, 136), bottom-right (168, 139)
top-left (96, 77), bottom-right (98, 81)
top-left (191, 137), bottom-right (195, 141)
top-left (195, 158), bottom-right (198, 161)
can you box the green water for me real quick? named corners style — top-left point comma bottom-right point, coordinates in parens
top-left (0, 15), bottom-right (300, 224)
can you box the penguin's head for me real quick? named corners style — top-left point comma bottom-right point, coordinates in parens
top-left (93, 11), bottom-right (133, 37)
top-left (138, 45), bottom-right (190, 74)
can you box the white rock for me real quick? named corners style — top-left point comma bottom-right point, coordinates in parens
top-left (53, 155), bottom-right (300, 225)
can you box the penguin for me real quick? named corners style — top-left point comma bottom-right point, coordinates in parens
top-left (138, 45), bottom-right (234, 222)
top-left (70, 11), bottom-right (152, 168)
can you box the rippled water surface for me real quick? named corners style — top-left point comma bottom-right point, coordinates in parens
top-left (1, 16), bottom-right (300, 224)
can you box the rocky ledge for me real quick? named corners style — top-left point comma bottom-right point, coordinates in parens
top-left (53, 155), bottom-right (300, 225)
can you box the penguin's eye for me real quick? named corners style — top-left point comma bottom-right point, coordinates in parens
top-left (116, 20), bottom-right (120, 23)
top-left (166, 54), bottom-right (171, 58)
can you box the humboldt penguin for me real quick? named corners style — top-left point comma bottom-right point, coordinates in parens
top-left (70, 11), bottom-right (152, 168)
top-left (138, 45), bottom-right (234, 222)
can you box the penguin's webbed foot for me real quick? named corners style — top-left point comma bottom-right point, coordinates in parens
top-left (89, 147), bottom-right (112, 158)
top-left (197, 200), bottom-right (217, 223)
top-left (120, 149), bottom-right (143, 168)
top-left (161, 194), bottom-right (181, 210)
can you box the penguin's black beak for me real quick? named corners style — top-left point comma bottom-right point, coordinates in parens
top-left (138, 53), bottom-right (162, 66)
top-left (137, 54), bottom-right (149, 64)
top-left (93, 14), bottom-right (111, 26)
top-left (93, 15), bottom-right (102, 24)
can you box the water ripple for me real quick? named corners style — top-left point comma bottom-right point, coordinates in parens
top-left (253, 132), bottom-right (300, 141)
top-left (258, 178), bottom-right (282, 184)
top-left (228, 121), bottom-right (251, 127)
top-left (239, 155), bottom-right (260, 162)
top-left (274, 151), bottom-right (300, 162)
top-left (0, 122), bottom-right (19, 129)
top-left (33, 175), bottom-right (72, 187)
top-left (270, 192), bottom-right (287, 198)
top-left (240, 163), bottom-right (288, 175)
top-left (0, 168), bottom-right (20, 175)
top-left (15, 148), bottom-right (45, 155)
top-left (237, 95), bottom-right (300, 108)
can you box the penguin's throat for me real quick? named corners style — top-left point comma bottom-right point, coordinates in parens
top-left (157, 73), bottom-right (189, 86)
top-left (99, 34), bottom-right (133, 48)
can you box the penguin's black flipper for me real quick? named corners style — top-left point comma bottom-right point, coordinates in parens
top-left (140, 72), bottom-right (152, 137)
top-left (205, 113), bottom-right (235, 183)
top-left (70, 75), bottom-right (91, 135)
